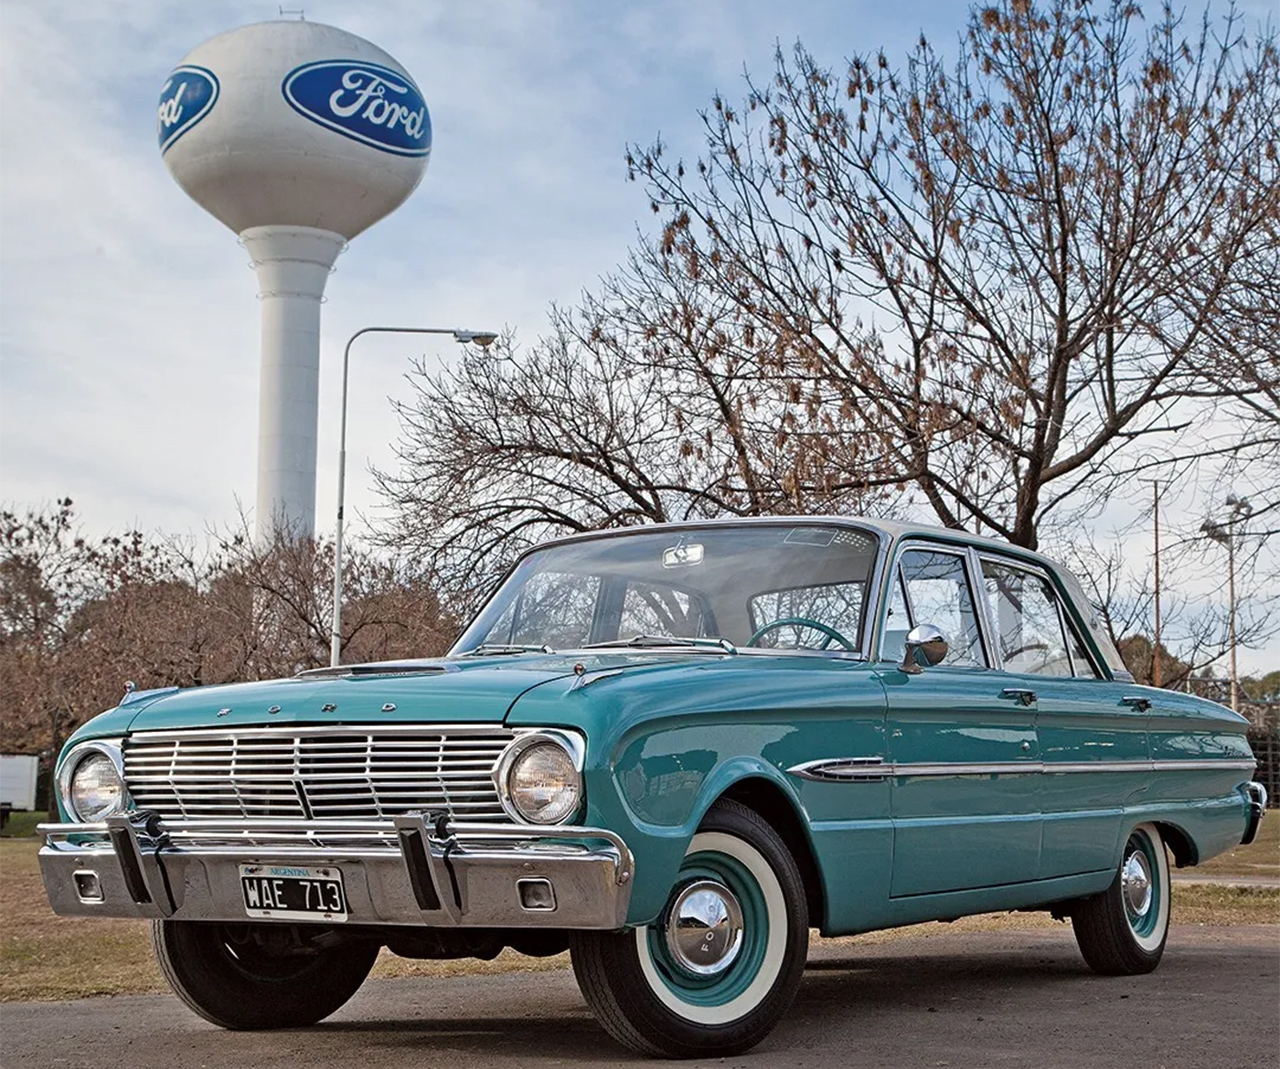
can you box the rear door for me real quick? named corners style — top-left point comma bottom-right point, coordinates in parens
top-left (975, 553), bottom-right (1143, 879)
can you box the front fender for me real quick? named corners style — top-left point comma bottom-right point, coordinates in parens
top-left (599, 723), bottom-right (814, 925)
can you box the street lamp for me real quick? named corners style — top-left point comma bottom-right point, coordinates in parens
top-left (1201, 493), bottom-right (1252, 713)
top-left (329, 325), bottom-right (498, 667)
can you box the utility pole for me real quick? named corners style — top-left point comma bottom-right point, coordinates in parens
top-left (1152, 481), bottom-right (1162, 688)
top-left (1227, 528), bottom-right (1237, 713)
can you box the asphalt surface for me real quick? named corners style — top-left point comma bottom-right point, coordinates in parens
top-left (2, 926), bottom-right (1276, 1069)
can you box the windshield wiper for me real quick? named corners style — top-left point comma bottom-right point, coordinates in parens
top-left (460, 643), bottom-right (556, 657)
top-left (580, 635), bottom-right (738, 654)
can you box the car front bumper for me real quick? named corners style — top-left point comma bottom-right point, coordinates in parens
top-left (38, 812), bottom-right (634, 929)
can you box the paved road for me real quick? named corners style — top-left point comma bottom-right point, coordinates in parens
top-left (3, 926), bottom-right (1276, 1069)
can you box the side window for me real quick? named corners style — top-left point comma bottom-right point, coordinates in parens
top-left (881, 574), bottom-right (912, 662)
top-left (980, 560), bottom-right (1082, 677)
top-left (1065, 622), bottom-right (1099, 679)
top-left (897, 549), bottom-right (987, 667)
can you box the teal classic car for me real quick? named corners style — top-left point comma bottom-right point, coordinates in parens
top-left (39, 519), bottom-right (1266, 1057)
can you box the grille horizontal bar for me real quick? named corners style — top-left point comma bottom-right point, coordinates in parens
top-left (123, 724), bottom-right (516, 845)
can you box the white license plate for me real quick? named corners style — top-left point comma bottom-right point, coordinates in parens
top-left (238, 864), bottom-right (348, 922)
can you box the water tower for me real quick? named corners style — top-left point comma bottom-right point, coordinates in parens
top-left (158, 20), bottom-right (430, 541)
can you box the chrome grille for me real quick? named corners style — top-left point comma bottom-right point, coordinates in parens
top-left (123, 725), bottom-right (515, 846)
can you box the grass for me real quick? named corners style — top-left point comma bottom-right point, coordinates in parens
top-left (2, 821), bottom-right (1276, 1003)
top-left (1189, 814), bottom-right (1278, 878)
top-left (0, 810), bottom-right (45, 840)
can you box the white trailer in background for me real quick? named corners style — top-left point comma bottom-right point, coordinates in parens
top-left (0, 754), bottom-right (39, 812)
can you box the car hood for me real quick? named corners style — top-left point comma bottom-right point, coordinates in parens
top-left (109, 652), bottom-right (735, 734)
top-left (114, 657), bottom-right (588, 732)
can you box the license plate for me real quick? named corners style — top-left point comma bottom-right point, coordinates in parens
top-left (239, 864), bottom-right (348, 922)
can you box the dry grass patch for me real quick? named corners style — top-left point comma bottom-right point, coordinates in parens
top-left (0, 840), bottom-right (163, 1000)
top-left (1191, 816), bottom-right (1278, 879)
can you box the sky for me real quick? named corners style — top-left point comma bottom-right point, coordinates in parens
top-left (0, 1), bottom-right (1274, 673)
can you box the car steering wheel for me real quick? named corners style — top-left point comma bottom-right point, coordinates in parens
top-left (747, 617), bottom-right (855, 651)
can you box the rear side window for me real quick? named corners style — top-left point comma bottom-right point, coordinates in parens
top-left (1056, 566), bottom-right (1129, 679)
top-left (981, 559), bottom-right (1099, 679)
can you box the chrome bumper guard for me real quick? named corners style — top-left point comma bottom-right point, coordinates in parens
top-left (1241, 781), bottom-right (1268, 845)
top-left (38, 813), bottom-right (633, 929)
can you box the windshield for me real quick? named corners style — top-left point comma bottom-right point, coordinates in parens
top-left (452, 524), bottom-right (882, 655)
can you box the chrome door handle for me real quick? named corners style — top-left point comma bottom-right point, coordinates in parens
top-left (1001, 688), bottom-right (1037, 707)
top-left (1121, 694), bottom-right (1152, 711)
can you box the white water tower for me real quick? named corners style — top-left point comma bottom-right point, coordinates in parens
top-left (158, 20), bottom-right (430, 540)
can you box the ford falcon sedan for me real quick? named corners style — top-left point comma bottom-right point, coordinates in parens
top-left (39, 519), bottom-right (1266, 1058)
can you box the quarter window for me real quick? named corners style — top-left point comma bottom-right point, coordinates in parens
top-left (894, 550), bottom-right (987, 667)
top-left (980, 560), bottom-right (1091, 677)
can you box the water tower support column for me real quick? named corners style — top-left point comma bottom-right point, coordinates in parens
top-left (241, 225), bottom-right (346, 542)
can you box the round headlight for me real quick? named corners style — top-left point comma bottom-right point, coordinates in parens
top-left (68, 752), bottom-right (126, 821)
top-left (506, 740), bottom-right (581, 824)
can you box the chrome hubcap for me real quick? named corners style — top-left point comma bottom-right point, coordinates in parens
top-left (1122, 850), bottom-right (1153, 918)
top-left (663, 880), bottom-right (744, 977)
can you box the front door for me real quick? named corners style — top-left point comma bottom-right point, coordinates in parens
top-left (882, 544), bottom-right (1042, 897)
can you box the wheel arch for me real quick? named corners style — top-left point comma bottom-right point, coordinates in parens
top-left (1151, 820), bottom-right (1198, 868)
top-left (711, 776), bottom-right (827, 930)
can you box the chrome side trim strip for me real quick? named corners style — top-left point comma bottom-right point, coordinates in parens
top-left (894, 761), bottom-right (1041, 778)
top-left (787, 758), bottom-right (886, 782)
top-left (786, 757), bottom-right (1257, 781)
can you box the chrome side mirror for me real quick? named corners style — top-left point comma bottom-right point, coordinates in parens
top-left (901, 624), bottom-right (948, 674)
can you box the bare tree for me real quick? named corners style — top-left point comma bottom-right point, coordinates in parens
top-left (626, 0), bottom-right (1279, 550)
top-left (0, 503), bottom-right (453, 773)
top-left (376, 246), bottom-right (915, 596)
top-left (376, 0), bottom-right (1277, 632)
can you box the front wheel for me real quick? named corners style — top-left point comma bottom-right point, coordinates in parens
top-left (571, 800), bottom-right (809, 1058)
top-left (152, 921), bottom-right (379, 1029)
top-left (1071, 823), bottom-right (1171, 975)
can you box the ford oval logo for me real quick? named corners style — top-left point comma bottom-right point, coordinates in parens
top-left (282, 60), bottom-right (431, 158)
top-left (157, 65), bottom-right (219, 154)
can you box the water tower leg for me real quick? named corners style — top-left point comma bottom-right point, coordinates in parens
top-left (240, 225), bottom-right (346, 543)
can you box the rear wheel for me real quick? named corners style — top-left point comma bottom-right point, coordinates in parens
top-left (152, 921), bottom-right (378, 1029)
top-left (1071, 823), bottom-right (1170, 975)
top-left (571, 799), bottom-right (808, 1058)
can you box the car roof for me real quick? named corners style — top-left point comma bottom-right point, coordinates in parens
top-left (531, 516), bottom-right (1065, 573)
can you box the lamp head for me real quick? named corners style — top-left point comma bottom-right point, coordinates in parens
top-left (453, 330), bottom-right (499, 348)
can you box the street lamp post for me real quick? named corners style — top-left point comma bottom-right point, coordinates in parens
top-left (329, 325), bottom-right (497, 668)
top-left (1201, 493), bottom-right (1252, 714)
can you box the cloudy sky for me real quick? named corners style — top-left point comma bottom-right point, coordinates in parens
top-left (0, 1), bottom-right (1273, 671)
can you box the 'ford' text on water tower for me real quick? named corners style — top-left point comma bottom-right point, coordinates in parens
top-left (158, 21), bottom-right (430, 541)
